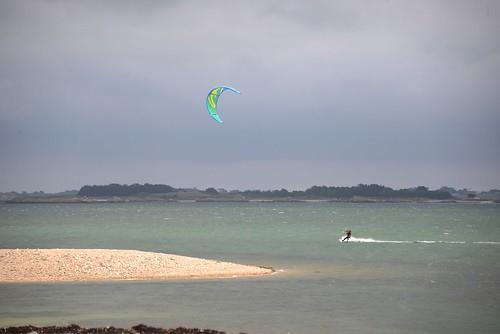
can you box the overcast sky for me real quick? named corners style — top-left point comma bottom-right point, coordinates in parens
top-left (1, 0), bottom-right (499, 192)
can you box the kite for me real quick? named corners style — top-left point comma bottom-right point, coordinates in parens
top-left (206, 86), bottom-right (241, 123)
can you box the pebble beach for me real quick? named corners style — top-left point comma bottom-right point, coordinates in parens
top-left (0, 249), bottom-right (274, 282)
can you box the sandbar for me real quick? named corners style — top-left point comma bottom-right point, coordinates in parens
top-left (0, 248), bottom-right (274, 282)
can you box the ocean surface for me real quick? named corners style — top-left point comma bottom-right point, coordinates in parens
top-left (0, 202), bottom-right (499, 334)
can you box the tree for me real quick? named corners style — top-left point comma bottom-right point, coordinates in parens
top-left (205, 187), bottom-right (219, 195)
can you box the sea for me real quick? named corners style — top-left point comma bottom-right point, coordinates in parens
top-left (0, 202), bottom-right (499, 334)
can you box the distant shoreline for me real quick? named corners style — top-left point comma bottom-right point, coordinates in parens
top-left (3, 197), bottom-right (498, 204)
top-left (0, 324), bottom-right (225, 334)
top-left (4, 183), bottom-right (499, 203)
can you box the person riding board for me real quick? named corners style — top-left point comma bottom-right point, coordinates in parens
top-left (342, 229), bottom-right (352, 242)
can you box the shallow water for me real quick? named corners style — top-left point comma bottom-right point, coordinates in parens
top-left (1, 202), bottom-right (499, 333)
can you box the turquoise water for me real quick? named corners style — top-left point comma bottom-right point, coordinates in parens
top-left (1, 202), bottom-right (499, 333)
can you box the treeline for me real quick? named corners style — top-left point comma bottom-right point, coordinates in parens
top-left (242, 184), bottom-right (451, 199)
top-left (78, 183), bottom-right (451, 199)
top-left (79, 183), bottom-right (176, 197)
top-left (307, 184), bottom-right (451, 199)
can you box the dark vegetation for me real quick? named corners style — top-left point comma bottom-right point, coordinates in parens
top-left (241, 184), bottom-right (450, 199)
top-left (0, 324), bottom-right (231, 334)
top-left (78, 183), bottom-right (451, 199)
top-left (79, 183), bottom-right (176, 197)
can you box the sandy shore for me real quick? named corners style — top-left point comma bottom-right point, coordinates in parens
top-left (0, 249), bottom-right (273, 282)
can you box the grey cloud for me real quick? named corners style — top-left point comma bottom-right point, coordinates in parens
top-left (1, 0), bottom-right (499, 192)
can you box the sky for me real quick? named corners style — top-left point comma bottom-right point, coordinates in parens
top-left (1, 0), bottom-right (499, 192)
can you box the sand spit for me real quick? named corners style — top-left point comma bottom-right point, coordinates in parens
top-left (0, 249), bottom-right (273, 282)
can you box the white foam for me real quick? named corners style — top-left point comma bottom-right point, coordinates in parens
top-left (417, 240), bottom-right (466, 244)
top-left (472, 241), bottom-right (500, 245)
top-left (271, 269), bottom-right (285, 275)
top-left (339, 237), bottom-right (411, 244)
top-left (339, 237), bottom-right (467, 244)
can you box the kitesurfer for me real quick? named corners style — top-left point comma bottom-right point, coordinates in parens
top-left (342, 229), bottom-right (352, 242)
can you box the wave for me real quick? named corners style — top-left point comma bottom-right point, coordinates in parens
top-left (339, 237), bottom-right (498, 245)
top-left (339, 237), bottom-right (412, 244)
top-left (472, 241), bottom-right (500, 245)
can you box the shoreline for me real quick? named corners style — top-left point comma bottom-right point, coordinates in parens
top-left (0, 249), bottom-right (274, 283)
top-left (3, 197), bottom-right (497, 204)
top-left (0, 324), bottom-right (226, 334)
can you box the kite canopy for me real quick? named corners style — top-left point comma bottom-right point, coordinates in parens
top-left (206, 86), bottom-right (241, 123)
